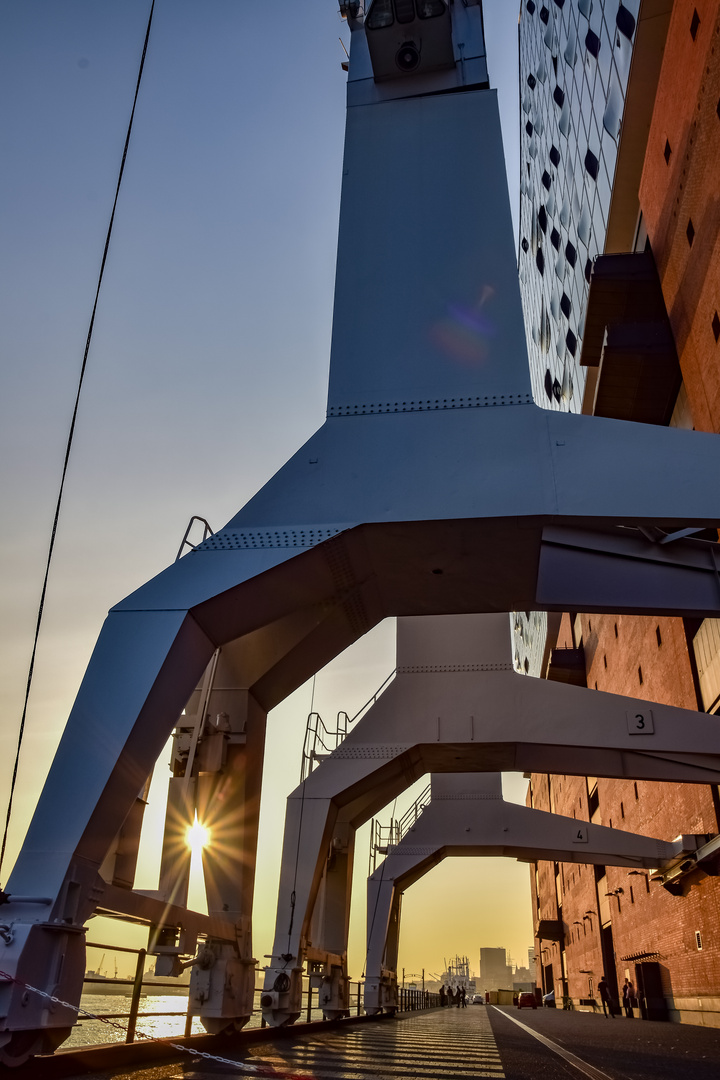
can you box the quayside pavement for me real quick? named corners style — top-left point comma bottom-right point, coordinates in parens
top-left (7, 1004), bottom-right (720, 1080)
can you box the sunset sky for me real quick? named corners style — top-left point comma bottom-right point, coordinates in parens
top-left (0, 0), bottom-right (532, 981)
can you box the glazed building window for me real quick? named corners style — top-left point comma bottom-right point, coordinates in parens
top-left (366, 0), bottom-right (394, 29)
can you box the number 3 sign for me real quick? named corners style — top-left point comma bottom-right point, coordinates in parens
top-left (626, 710), bottom-right (654, 735)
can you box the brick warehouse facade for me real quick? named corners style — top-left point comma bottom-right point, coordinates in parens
top-left (528, 1), bottom-right (720, 1026)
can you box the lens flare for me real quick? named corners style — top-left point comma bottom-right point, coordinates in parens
top-left (186, 813), bottom-right (209, 854)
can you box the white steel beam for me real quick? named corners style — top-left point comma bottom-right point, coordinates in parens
top-left (363, 772), bottom-right (699, 1014)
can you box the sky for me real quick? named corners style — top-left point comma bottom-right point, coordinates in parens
top-left (0, 0), bottom-right (531, 982)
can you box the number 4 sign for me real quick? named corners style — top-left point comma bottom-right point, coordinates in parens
top-left (573, 825), bottom-right (588, 844)
top-left (627, 709), bottom-right (654, 735)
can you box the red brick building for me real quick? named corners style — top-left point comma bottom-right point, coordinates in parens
top-left (530, 1), bottom-right (720, 1026)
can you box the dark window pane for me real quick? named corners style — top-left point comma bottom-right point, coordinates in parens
top-left (553, 85), bottom-right (565, 107)
top-left (526, 120), bottom-right (534, 136)
top-left (550, 144), bottom-right (561, 166)
top-left (521, 237), bottom-right (529, 253)
top-left (585, 30), bottom-right (601, 57)
top-left (537, 248), bottom-right (545, 275)
top-left (664, 139), bottom-right (672, 164)
top-left (560, 292), bottom-right (571, 318)
top-left (551, 227), bottom-right (561, 250)
top-left (540, 5), bottom-right (550, 24)
top-left (584, 149), bottom-right (599, 180)
top-left (366, 0), bottom-right (394, 29)
top-left (416, 0), bottom-right (446, 18)
top-left (542, 169), bottom-right (552, 190)
top-left (691, 9), bottom-right (700, 40)
top-left (538, 206), bottom-right (548, 233)
top-left (395, 0), bottom-right (415, 22)
top-left (566, 328), bottom-right (577, 355)
top-left (565, 241), bottom-right (577, 267)
top-left (712, 311), bottom-right (720, 342)
top-left (527, 0), bottom-right (536, 12)
top-left (527, 73), bottom-right (537, 89)
top-left (544, 369), bottom-right (554, 400)
top-left (687, 218), bottom-right (695, 246)
top-left (616, 5), bottom-right (635, 40)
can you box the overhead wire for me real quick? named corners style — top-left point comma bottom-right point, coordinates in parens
top-left (0, 0), bottom-right (157, 878)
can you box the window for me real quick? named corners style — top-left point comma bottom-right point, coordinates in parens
top-left (620, 801), bottom-right (624, 819)
top-left (638, 665), bottom-right (643, 685)
top-left (542, 169), bottom-right (552, 190)
top-left (395, 0), bottom-right (415, 23)
top-left (565, 241), bottom-right (577, 267)
top-left (566, 328), bottom-right (577, 356)
top-left (585, 30), bottom-right (601, 57)
top-left (690, 9), bottom-right (700, 41)
top-left (550, 144), bottom-right (561, 166)
top-left (560, 292), bottom-right (571, 318)
top-left (553, 85), bottom-right (565, 108)
top-left (551, 227), bottom-right (561, 250)
top-left (584, 149), bottom-right (599, 180)
top-left (544, 369), bottom-right (554, 400)
top-left (616, 5), bottom-right (636, 40)
top-left (527, 73), bottom-right (537, 90)
top-left (634, 781), bottom-right (639, 800)
top-left (526, 120), bottom-right (534, 136)
top-left (366, 0), bottom-right (394, 29)
top-left (588, 785), bottom-right (599, 818)
top-left (527, 0), bottom-right (536, 12)
top-left (415, 0), bottom-right (446, 15)
top-left (538, 206), bottom-right (548, 233)
top-left (630, 885), bottom-right (634, 903)
top-left (713, 311), bottom-right (720, 343)
top-left (687, 219), bottom-right (695, 247)
top-left (603, 654), bottom-right (607, 669)
top-left (614, 622), bottom-right (618, 637)
top-left (656, 625), bottom-right (662, 647)
top-left (664, 138), bottom-right (672, 164)
top-left (540, 5), bottom-right (549, 24)
top-left (537, 248), bottom-right (545, 275)
top-left (521, 237), bottom-right (529, 253)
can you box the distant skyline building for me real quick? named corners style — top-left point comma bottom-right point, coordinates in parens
top-left (480, 947), bottom-right (512, 992)
top-left (513, 0), bottom-right (668, 677)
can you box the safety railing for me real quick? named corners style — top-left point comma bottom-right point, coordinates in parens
top-left (300, 710), bottom-right (350, 782)
top-left (368, 782), bottom-right (432, 874)
top-left (80, 941), bottom-right (435, 1046)
top-left (398, 988), bottom-right (441, 1011)
top-left (300, 670), bottom-right (396, 782)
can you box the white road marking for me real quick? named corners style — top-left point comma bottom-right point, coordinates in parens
top-left (491, 1007), bottom-right (616, 1080)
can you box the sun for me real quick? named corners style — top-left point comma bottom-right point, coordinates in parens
top-left (186, 813), bottom-right (210, 854)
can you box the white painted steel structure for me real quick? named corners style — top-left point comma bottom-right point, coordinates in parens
top-left (362, 772), bottom-right (699, 1014)
top-left (261, 613), bottom-right (720, 1025)
top-left (2, 1), bottom-right (720, 1062)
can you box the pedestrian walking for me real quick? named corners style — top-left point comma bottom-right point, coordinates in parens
top-left (460, 986), bottom-right (467, 1008)
top-left (598, 976), bottom-right (613, 1018)
top-left (439, 985), bottom-right (447, 1007)
top-left (622, 978), bottom-right (635, 1018)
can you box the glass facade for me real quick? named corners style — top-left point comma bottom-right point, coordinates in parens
top-left (514, 0), bottom-right (641, 676)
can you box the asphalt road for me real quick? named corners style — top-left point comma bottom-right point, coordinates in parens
top-left (487, 1004), bottom-right (720, 1080)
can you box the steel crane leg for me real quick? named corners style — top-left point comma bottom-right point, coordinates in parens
top-left (363, 773), bottom-right (700, 1013)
